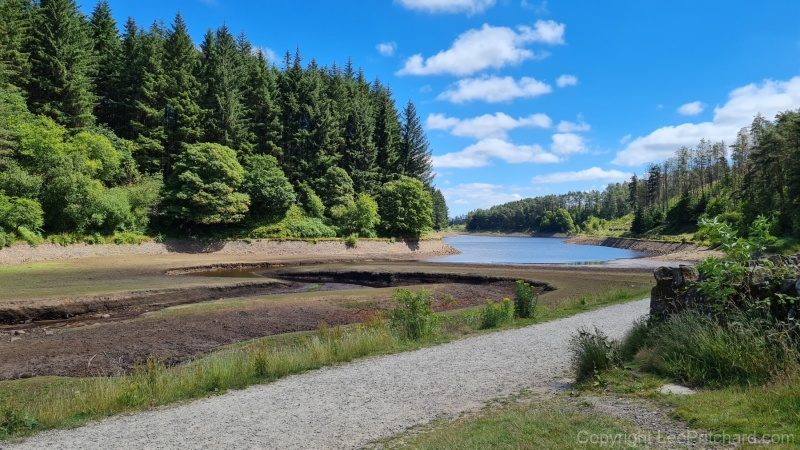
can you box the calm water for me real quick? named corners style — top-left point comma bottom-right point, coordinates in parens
top-left (433, 235), bottom-right (649, 264)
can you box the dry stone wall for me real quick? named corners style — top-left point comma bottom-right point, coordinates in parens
top-left (650, 254), bottom-right (800, 320)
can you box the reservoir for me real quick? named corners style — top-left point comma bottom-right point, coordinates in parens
top-left (433, 235), bottom-right (649, 264)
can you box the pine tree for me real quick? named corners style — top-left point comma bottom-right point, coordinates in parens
top-left (0, 0), bottom-right (32, 89)
top-left (89, 0), bottom-right (121, 126)
top-left (342, 73), bottom-right (378, 194)
top-left (430, 188), bottom-right (448, 230)
top-left (399, 100), bottom-right (433, 187)
top-left (240, 46), bottom-right (282, 158)
top-left (372, 78), bottom-right (401, 184)
top-left (199, 25), bottom-right (248, 151)
top-left (128, 21), bottom-right (167, 173)
top-left (26, 0), bottom-right (96, 129)
top-left (163, 12), bottom-right (202, 167)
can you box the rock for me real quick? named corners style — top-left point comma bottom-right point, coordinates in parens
top-left (23, 319), bottom-right (32, 324)
top-left (45, 330), bottom-right (54, 336)
top-left (659, 384), bottom-right (695, 395)
top-left (10, 337), bottom-right (21, 342)
top-left (101, 314), bottom-right (111, 319)
top-left (13, 330), bottom-right (25, 336)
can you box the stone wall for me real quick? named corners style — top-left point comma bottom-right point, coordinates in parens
top-left (650, 254), bottom-right (800, 319)
top-left (564, 236), bottom-right (701, 255)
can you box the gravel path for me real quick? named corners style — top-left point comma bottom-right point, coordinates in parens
top-left (4, 299), bottom-right (649, 450)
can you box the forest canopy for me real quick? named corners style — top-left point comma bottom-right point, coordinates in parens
top-left (0, 0), bottom-right (450, 243)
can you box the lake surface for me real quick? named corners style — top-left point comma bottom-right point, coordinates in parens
top-left (433, 235), bottom-right (649, 264)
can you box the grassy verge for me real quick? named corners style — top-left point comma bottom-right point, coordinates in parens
top-left (378, 393), bottom-right (640, 449)
top-left (0, 286), bottom-right (650, 440)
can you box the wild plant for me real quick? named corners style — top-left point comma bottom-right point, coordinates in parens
top-left (569, 327), bottom-right (622, 383)
top-left (480, 298), bottom-right (514, 329)
top-left (514, 280), bottom-right (538, 318)
top-left (389, 288), bottom-right (439, 340)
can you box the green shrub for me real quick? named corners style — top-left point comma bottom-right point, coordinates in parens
top-left (250, 224), bottom-right (288, 239)
top-left (344, 233), bottom-right (358, 248)
top-left (389, 288), bottom-right (438, 340)
top-left (16, 226), bottom-right (41, 247)
top-left (635, 312), bottom-right (796, 387)
top-left (0, 229), bottom-right (7, 248)
top-left (569, 327), bottom-right (622, 383)
top-left (514, 280), bottom-right (538, 319)
top-left (480, 298), bottom-right (514, 329)
top-left (0, 408), bottom-right (38, 436)
top-left (111, 232), bottom-right (147, 245)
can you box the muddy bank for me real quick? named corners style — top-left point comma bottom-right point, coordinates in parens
top-left (564, 236), bottom-right (704, 255)
top-left (0, 283), bottom-right (515, 379)
top-left (0, 280), bottom-right (295, 325)
top-left (270, 268), bottom-right (552, 291)
top-left (0, 238), bottom-right (459, 266)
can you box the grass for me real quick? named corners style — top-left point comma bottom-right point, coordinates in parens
top-left (382, 394), bottom-right (640, 450)
top-left (0, 285), bottom-right (651, 440)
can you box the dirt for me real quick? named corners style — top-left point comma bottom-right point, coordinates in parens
top-left (0, 281), bottom-right (516, 380)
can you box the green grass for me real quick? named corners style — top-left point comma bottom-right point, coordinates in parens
top-left (0, 285), bottom-right (651, 440)
top-left (385, 395), bottom-right (640, 450)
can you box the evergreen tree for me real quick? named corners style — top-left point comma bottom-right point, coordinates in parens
top-left (26, 0), bottom-right (96, 129)
top-left (342, 75), bottom-right (377, 194)
top-left (239, 39), bottom-right (282, 158)
top-left (430, 188), bottom-right (448, 231)
top-left (372, 79), bottom-right (401, 184)
top-left (163, 12), bottom-right (202, 167)
top-left (128, 21), bottom-right (167, 173)
top-left (399, 100), bottom-right (433, 187)
top-left (0, 0), bottom-right (32, 89)
top-left (89, 0), bottom-right (121, 126)
top-left (200, 25), bottom-right (248, 151)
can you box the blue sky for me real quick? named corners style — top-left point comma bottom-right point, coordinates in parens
top-left (89, 0), bottom-right (800, 216)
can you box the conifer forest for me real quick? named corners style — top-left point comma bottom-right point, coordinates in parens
top-left (0, 0), bottom-right (449, 245)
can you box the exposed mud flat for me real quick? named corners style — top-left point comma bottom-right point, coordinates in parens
top-left (0, 281), bottom-right (516, 379)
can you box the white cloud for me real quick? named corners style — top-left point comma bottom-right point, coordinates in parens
top-left (613, 77), bottom-right (800, 166)
top-left (397, 21), bottom-right (565, 76)
top-left (395, 0), bottom-right (496, 14)
top-left (376, 42), bottom-right (397, 56)
top-left (551, 133), bottom-right (586, 155)
top-left (677, 101), bottom-right (705, 116)
top-left (441, 183), bottom-right (524, 210)
top-left (656, 104), bottom-right (664, 109)
top-left (251, 46), bottom-right (277, 64)
top-left (619, 134), bottom-right (632, 144)
top-left (437, 75), bottom-right (552, 103)
top-left (556, 74), bottom-right (578, 88)
top-left (427, 112), bottom-right (552, 139)
top-left (433, 138), bottom-right (559, 168)
top-left (520, 0), bottom-right (548, 13)
top-left (419, 84), bottom-right (433, 93)
top-left (532, 167), bottom-right (633, 183)
top-left (556, 119), bottom-right (590, 133)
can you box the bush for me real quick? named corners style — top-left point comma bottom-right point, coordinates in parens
top-left (344, 233), bottom-right (358, 248)
top-left (16, 226), bottom-right (41, 247)
top-left (0, 229), bottom-right (7, 248)
top-left (389, 288), bottom-right (438, 340)
top-left (569, 327), bottom-right (622, 383)
top-left (514, 280), bottom-right (538, 319)
top-left (635, 312), bottom-right (796, 387)
top-left (250, 224), bottom-right (289, 239)
top-left (480, 298), bottom-right (514, 329)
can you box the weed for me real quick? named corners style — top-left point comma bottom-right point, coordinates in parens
top-left (569, 327), bottom-right (622, 383)
top-left (480, 298), bottom-right (514, 329)
top-left (514, 280), bottom-right (538, 319)
top-left (389, 288), bottom-right (438, 340)
top-left (0, 408), bottom-right (38, 437)
top-left (344, 233), bottom-right (358, 248)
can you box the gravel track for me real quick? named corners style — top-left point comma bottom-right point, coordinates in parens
top-left (4, 299), bottom-right (649, 450)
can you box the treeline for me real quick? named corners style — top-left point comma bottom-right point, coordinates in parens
top-left (0, 0), bottom-right (449, 245)
top-left (628, 111), bottom-right (800, 235)
top-left (465, 184), bottom-right (631, 233)
top-left (464, 110), bottom-right (800, 237)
